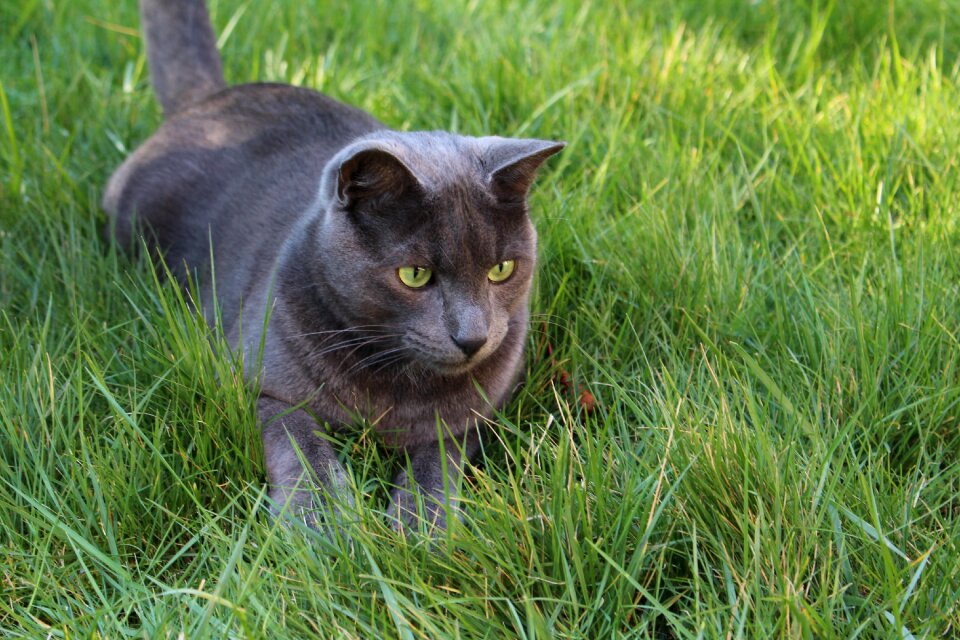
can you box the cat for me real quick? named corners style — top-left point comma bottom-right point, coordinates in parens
top-left (103, 0), bottom-right (564, 534)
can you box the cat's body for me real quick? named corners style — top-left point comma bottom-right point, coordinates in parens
top-left (105, 0), bottom-right (563, 532)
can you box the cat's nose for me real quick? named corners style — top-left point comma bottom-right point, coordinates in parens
top-left (451, 333), bottom-right (487, 358)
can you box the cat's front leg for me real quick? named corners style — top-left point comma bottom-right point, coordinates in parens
top-left (258, 396), bottom-right (353, 530)
top-left (387, 428), bottom-right (481, 535)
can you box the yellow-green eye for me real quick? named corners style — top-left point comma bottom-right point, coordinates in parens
top-left (398, 266), bottom-right (432, 288)
top-left (488, 260), bottom-right (516, 283)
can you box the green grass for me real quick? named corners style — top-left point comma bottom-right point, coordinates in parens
top-left (2, 0), bottom-right (959, 637)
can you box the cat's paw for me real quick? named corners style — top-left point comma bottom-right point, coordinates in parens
top-left (267, 485), bottom-right (356, 542)
top-left (386, 487), bottom-right (458, 537)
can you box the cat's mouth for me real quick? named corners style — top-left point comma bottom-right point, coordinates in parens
top-left (428, 358), bottom-right (482, 376)
top-left (415, 350), bottom-right (485, 376)
top-left (403, 333), bottom-right (494, 375)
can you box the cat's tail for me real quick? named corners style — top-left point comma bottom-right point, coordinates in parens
top-left (140, 0), bottom-right (226, 116)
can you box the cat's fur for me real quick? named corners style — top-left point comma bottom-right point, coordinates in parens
top-left (104, 0), bottom-right (563, 533)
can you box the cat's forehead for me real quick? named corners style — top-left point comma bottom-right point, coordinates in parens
top-left (382, 182), bottom-right (534, 269)
top-left (431, 182), bottom-right (524, 257)
top-left (348, 130), bottom-right (539, 266)
top-left (387, 131), bottom-right (486, 186)
top-left (405, 142), bottom-right (532, 250)
top-left (379, 134), bottom-right (488, 189)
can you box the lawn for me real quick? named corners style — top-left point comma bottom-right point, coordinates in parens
top-left (2, 0), bottom-right (959, 637)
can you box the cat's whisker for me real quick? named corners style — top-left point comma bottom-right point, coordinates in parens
top-left (315, 337), bottom-right (399, 358)
top-left (336, 335), bottom-right (406, 365)
top-left (303, 334), bottom-right (390, 353)
top-left (396, 362), bottom-right (414, 384)
top-left (304, 334), bottom-right (400, 359)
top-left (371, 354), bottom-right (406, 374)
top-left (288, 324), bottom-right (398, 339)
top-left (377, 355), bottom-right (416, 380)
top-left (305, 335), bottom-right (383, 355)
top-left (346, 346), bottom-right (409, 374)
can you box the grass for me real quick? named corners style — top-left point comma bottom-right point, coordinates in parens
top-left (2, 0), bottom-right (959, 637)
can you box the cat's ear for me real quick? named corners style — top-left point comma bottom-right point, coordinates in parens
top-left (484, 138), bottom-right (565, 203)
top-left (337, 148), bottom-right (422, 209)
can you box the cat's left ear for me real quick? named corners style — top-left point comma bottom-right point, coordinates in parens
top-left (483, 138), bottom-right (565, 203)
top-left (336, 146), bottom-right (423, 211)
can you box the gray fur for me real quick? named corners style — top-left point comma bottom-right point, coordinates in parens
top-left (139, 0), bottom-right (226, 115)
top-left (105, 0), bottom-right (564, 534)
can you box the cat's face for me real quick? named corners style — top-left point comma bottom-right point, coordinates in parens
top-left (311, 133), bottom-right (562, 376)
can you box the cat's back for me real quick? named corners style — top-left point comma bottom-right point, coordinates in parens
top-left (177, 83), bottom-right (383, 147)
top-left (104, 83), bottom-right (384, 251)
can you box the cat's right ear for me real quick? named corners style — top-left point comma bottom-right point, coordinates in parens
top-left (483, 138), bottom-right (566, 204)
top-left (336, 148), bottom-right (422, 210)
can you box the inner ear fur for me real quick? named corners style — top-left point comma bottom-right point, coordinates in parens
top-left (337, 148), bottom-right (422, 209)
top-left (486, 139), bottom-right (565, 203)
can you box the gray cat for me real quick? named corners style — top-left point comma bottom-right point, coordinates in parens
top-left (104, 0), bottom-right (564, 534)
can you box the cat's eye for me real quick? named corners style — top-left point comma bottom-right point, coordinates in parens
top-left (488, 260), bottom-right (516, 283)
top-left (398, 266), bottom-right (432, 288)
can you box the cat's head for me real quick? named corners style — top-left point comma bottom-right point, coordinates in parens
top-left (310, 131), bottom-right (563, 375)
